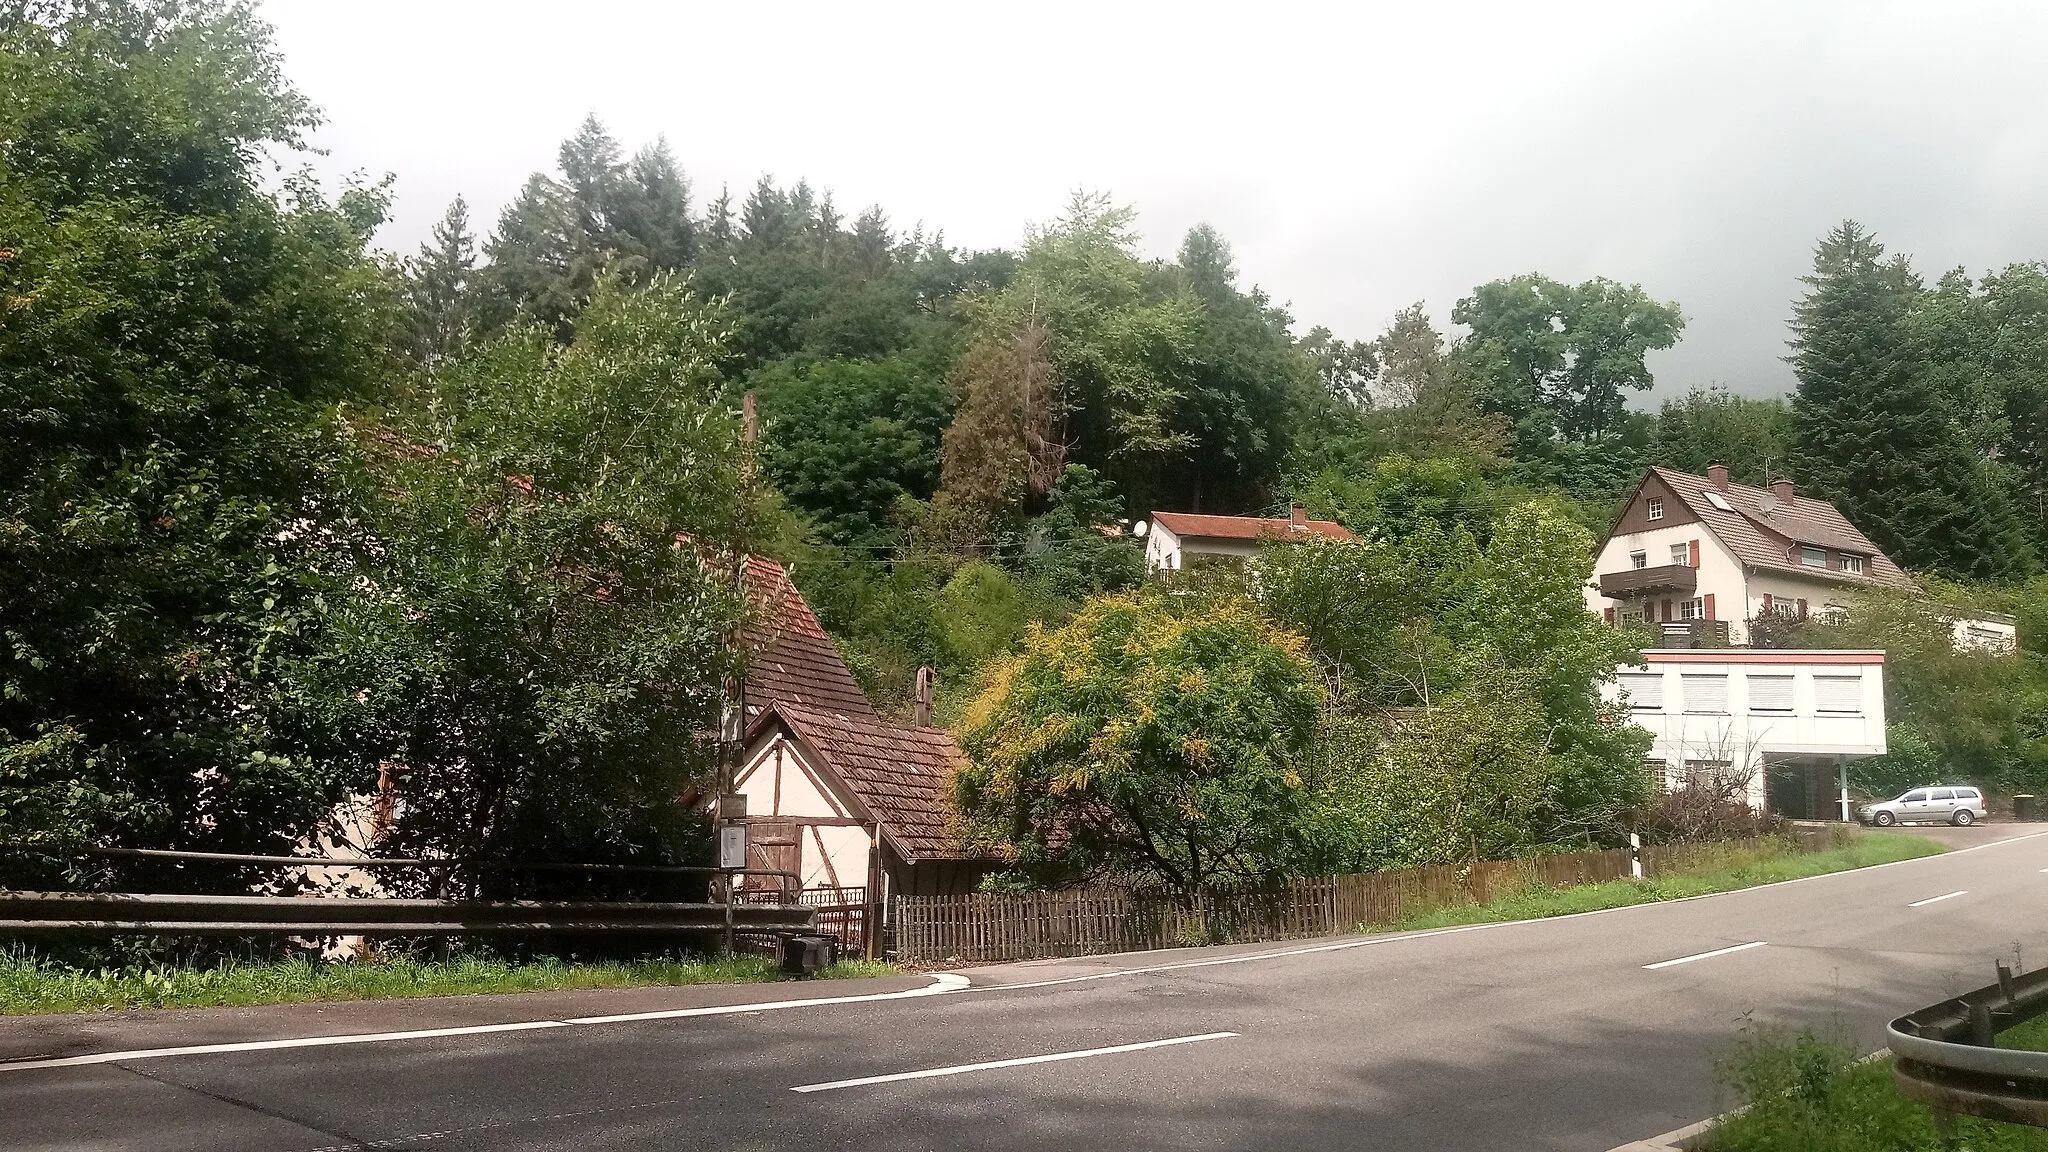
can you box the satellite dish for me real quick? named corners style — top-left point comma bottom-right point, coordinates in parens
top-left (1757, 493), bottom-right (1779, 515)
top-left (1132, 520), bottom-right (1149, 538)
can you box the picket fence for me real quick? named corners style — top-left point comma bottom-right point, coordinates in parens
top-left (890, 826), bottom-right (1847, 965)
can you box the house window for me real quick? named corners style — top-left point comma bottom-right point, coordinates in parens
top-left (1630, 550), bottom-right (1647, 570)
top-left (1647, 498), bottom-right (1664, 521)
top-left (1619, 673), bottom-right (1664, 712)
top-left (1842, 554), bottom-right (1864, 574)
top-left (1801, 545), bottom-right (1827, 568)
top-left (1814, 675), bottom-right (1862, 714)
top-left (1679, 598), bottom-right (1705, 621)
top-left (1748, 675), bottom-right (1794, 713)
top-left (1682, 674), bottom-right (1728, 714)
top-left (1669, 543), bottom-right (1690, 567)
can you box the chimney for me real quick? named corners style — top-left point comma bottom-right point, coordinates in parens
top-left (913, 665), bottom-right (934, 728)
top-left (1770, 477), bottom-right (1795, 503)
top-left (1289, 501), bottom-right (1307, 530)
top-left (1707, 462), bottom-right (1729, 492)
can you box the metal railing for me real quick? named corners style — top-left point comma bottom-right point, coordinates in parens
top-left (1889, 960), bottom-right (2048, 1129)
top-left (0, 847), bottom-right (811, 946)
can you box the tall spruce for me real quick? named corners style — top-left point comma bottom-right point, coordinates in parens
top-left (1789, 221), bottom-right (2036, 580)
top-left (404, 195), bottom-right (476, 367)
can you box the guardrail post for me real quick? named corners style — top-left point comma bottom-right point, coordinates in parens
top-left (1629, 833), bottom-right (1644, 880)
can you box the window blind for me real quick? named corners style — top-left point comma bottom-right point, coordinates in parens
top-left (1682, 674), bottom-right (1728, 714)
top-left (1814, 675), bottom-right (1862, 713)
top-left (1748, 675), bottom-right (1794, 712)
top-left (1619, 673), bottom-right (1664, 711)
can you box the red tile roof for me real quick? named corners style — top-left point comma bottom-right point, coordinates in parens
top-left (756, 701), bottom-right (977, 862)
top-left (740, 556), bottom-right (876, 720)
top-left (1149, 510), bottom-right (1356, 543)
top-left (1646, 468), bottom-right (1918, 592)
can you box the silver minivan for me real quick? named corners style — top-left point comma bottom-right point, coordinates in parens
top-left (1861, 786), bottom-right (1988, 827)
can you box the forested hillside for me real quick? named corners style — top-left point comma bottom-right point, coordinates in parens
top-left (3, 2), bottom-right (2044, 893)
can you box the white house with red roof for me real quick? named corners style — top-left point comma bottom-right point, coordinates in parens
top-left (1143, 502), bottom-right (1356, 573)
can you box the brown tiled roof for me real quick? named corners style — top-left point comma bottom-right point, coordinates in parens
top-left (1150, 510), bottom-right (1356, 542)
top-left (1646, 467), bottom-right (1918, 592)
top-left (740, 556), bottom-right (876, 720)
top-left (758, 701), bottom-right (980, 862)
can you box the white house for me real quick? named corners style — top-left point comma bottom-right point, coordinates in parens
top-left (1610, 648), bottom-right (1888, 819)
top-left (1586, 465), bottom-right (2013, 650)
top-left (1144, 503), bottom-right (1355, 573)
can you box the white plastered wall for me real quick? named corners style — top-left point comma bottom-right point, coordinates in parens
top-left (1586, 522), bottom-right (1748, 639)
top-left (735, 733), bottom-right (876, 891)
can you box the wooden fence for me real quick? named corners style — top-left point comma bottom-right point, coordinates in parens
top-left (890, 826), bottom-right (1848, 966)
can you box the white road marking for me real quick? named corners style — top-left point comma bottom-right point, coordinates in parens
top-left (6, 831), bottom-right (2044, 1076)
top-left (1643, 941), bottom-right (1768, 970)
top-left (0, 974), bottom-right (972, 1074)
top-left (1908, 890), bottom-right (1967, 908)
top-left (789, 1031), bottom-right (1238, 1093)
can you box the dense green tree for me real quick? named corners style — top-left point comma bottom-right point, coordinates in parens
top-left (339, 275), bottom-right (750, 878)
top-left (1649, 385), bottom-right (1793, 484)
top-left (955, 594), bottom-right (1326, 895)
top-left (1453, 274), bottom-right (1685, 444)
top-left (0, 0), bottom-right (392, 875)
top-left (1789, 222), bottom-right (2036, 581)
top-left (402, 195), bottom-right (476, 367)
top-left (752, 353), bottom-right (952, 550)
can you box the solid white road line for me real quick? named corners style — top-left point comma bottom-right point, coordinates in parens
top-left (1908, 890), bottom-right (1968, 908)
top-left (0, 974), bottom-right (973, 1074)
top-left (1642, 941), bottom-right (1768, 970)
top-left (788, 1032), bottom-right (1239, 1093)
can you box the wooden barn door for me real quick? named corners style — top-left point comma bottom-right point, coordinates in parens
top-left (745, 818), bottom-right (800, 895)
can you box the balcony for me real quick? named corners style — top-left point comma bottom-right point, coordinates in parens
top-left (1598, 562), bottom-right (1696, 599)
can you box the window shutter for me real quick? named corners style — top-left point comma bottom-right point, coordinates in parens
top-left (1704, 593), bottom-right (1715, 620)
top-left (1604, 607), bottom-right (1615, 625)
top-left (1689, 539), bottom-right (1701, 567)
top-left (1749, 675), bottom-right (1794, 711)
top-left (1815, 675), bottom-right (1862, 713)
top-left (1797, 598), bottom-right (1808, 619)
top-left (1661, 599), bottom-right (1673, 622)
top-left (1682, 674), bottom-right (1728, 714)
top-left (1762, 593), bottom-right (1773, 612)
top-left (1620, 673), bottom-right (1664, 711)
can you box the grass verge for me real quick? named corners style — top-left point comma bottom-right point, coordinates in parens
top-left (0, 951), bottom-right (898, 1015)
top-left (1702, 1015), bottom-right (2048, 1151)
top-left (1379, 831), bottom-right (1943, 933)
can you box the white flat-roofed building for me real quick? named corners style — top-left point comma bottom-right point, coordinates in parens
top-left (1608, 648), bottom-right (1887, 819)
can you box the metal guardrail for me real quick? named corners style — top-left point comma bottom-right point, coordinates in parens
top-left (1889, 960), bottom-right (2048, 1128)
top-left (0, 891), bottom-right (813, 934)
top-left (0, 847), bottom-right (812, 942)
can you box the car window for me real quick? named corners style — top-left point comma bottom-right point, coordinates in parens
top-left (1901, 790), bottom-right (1928, 803)
top-left (1931, 789), bottom-right (1955, 801)
top-left (1959, 788), bottom-right (1980, 799)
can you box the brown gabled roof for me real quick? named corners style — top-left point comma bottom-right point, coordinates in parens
top-left (741, 556), bottom-right (876, 720)
top-left (1645, 467), bottom-right (1918, 592)
top-left (758, 700), bottom-right (979, 862)
top-left (1150, 510), bottom-right (1356, 543)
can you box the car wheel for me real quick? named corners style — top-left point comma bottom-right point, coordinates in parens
top-left (1874, 811), bottom-right (1896, 827)
top-left (1953, 809), bottom-right (1975, 827)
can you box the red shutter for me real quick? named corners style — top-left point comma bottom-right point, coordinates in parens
top-left (1661, 599), bottom-right (1673, 622)
top-left (1604, 607), bottom-right (1616, 625)
top-left (1797, 598), bottom-right (1808, 619)
top-left (1689, 539), bottom-right (1701, 568)
top-left (1762, 593), bottom-right (1773, 612)
top-left (1703, 593), bottom-right (1716, 620)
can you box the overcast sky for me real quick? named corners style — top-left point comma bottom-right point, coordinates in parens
top-left (263, 0), bottom-right (2048, 402)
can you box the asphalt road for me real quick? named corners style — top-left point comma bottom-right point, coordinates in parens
top-left (4, 825), bottom-right (2044, 1152)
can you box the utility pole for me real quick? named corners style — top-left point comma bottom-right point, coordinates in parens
top-left (715, 392), bottom-right (760, 954)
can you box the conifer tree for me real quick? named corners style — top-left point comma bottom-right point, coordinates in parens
top-left (404, 196), bottom-right (476, 367)
top-left (1790, 221), bottom-right (2037, 580)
